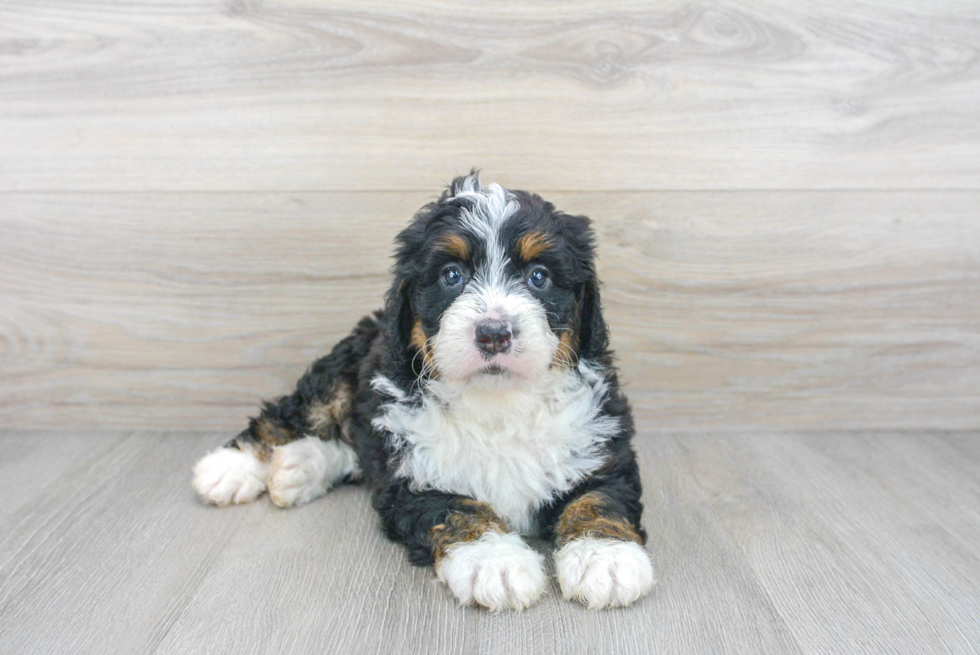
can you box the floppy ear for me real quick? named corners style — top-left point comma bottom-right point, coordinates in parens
top-left (577, 277), bottom-right (609, 360)
top-left (382, 201), bottom-right (435, 382)
top-left (556, 211), bottom-right (609, 361)
top-left (382, 275), bottom-right (419, 379)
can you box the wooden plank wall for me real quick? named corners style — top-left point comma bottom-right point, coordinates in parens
top-left (1, 0), bottom-right (978, 431)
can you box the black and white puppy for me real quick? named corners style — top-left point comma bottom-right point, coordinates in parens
top-left (193, 173), bottom-right (655, 611)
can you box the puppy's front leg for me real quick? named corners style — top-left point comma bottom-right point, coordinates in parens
top-left (377, 484), bottom-right (547, 612)
top-left (552, 489), bottom-right (656, 609)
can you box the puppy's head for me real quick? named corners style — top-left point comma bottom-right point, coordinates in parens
top-left (386, 173), bottom-right (607, 387)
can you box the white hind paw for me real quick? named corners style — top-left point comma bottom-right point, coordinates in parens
top-left (268, 436), bottom-right (359, 508)
top-left (193, 447), bottom-right (269, 506)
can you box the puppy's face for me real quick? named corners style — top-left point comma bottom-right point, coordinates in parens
top-left (393, 175), bottom-right (602, 387)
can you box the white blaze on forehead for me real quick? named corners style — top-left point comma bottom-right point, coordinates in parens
top-left (450, 176), bottom-right (519, 237)
top-left (449, 177), bottom-right (520, 294)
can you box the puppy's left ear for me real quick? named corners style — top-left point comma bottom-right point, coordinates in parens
top-left (558, 211), bottom-right (610, 361)
top-left (577, 277), bottom-right (609, 360)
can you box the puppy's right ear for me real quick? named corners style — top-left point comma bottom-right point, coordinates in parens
top-left (382, 205), bottom-right (430, 382)
top-left (382, 275), bottom-right (416, 375)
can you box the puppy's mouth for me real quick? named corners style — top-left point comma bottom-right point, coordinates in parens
top-left (478, 363), bottom-right (509, 376)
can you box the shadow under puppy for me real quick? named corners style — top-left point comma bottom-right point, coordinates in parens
top-left (193, 173), bottom-right (655, 611)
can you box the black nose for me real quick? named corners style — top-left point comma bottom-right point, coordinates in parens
top-left (475, 319), bottom-right (513, 356)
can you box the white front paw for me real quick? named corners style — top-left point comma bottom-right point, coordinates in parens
top-left (436, 532), bottom-right (548, 612)
top-left (193, 447), bottom-right (269, 506)
top-left (556, 538), bottom-right (656, 609)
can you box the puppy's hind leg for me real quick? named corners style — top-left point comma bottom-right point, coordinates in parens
top-left (193, 438), bottom-right (270, 507)
top-left (193, 312), bottom-right (380, 508)
top-left (268, 436), bottom-right (359, 508)
top-left (192, 424), bottom-right (359, 508)
top-left (193, 391), bottom-right (359, 508)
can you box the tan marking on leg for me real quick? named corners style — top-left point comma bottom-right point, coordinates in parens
top-left (254, 417), bottom-right (293, 449)
top-left (436, 233), bottom-right (470, 260)
top-left (517, 231), bottom-right (551, 261)
top-left (430, 500), bottom-right (509, 565)
top-left (555, 491), bottom-right (643, 548)
top-left (308, 380), bottom-right (355, 444)
top-left (236, 439), bottom-right (273, 463)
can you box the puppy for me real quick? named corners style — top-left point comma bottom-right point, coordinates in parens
top-left (193, 173), bottom-right (655, 611)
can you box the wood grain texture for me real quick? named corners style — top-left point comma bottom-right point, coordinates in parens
top-left (0, 432), bottom-right (252, 655)
top-left (1, 1), bottom-right (979, 191)
top-left (676, 431), bottom-right (980, 653)
top-left (1, 191), bottom-right (977, 431)
top-left (1, 426), bottom-right (978, 654)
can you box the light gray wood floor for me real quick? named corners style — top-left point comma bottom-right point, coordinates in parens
top-left (2, 425), bottom-right (978, 655)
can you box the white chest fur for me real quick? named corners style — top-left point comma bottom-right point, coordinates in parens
top-left (372, 362), bottom-right (620, 534)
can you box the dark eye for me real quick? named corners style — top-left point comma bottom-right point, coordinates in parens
top-left (442, 266), bottom-right (464, 287)
top-left (528, 267), bottom-right (550, 289)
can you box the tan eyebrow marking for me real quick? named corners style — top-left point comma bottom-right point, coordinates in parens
top-left (517, 231), bottom-right (551, 261)
top-left (436, 234), bottom-right (470, 260)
